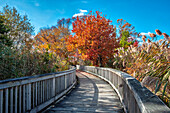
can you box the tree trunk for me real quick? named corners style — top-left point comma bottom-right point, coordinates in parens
top-left (98, 55), bottom-right (103, 67)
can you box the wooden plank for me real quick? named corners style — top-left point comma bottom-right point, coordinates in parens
top-left (32, 83), bottom-right (34, 108)
top-left (42, 81), bottom-right (44, 102)
top-left (46, 72), bottom-right (123, 113)
top-left (41, 81), bottom-right (42, 103)
top-left (15, 86), bottom-right (18, 113)
top-left (0, 90), bottom-right (3, 113)
top-left (48, 80), bottom-right (50, 99)
top-left (35, 82), bottom-right (37, 106)
top-left (50, 79), bottom-right (52, 97)
top-left (10, 87), bottom-right (13, 113)
top-left (28, 83), bottom-right (31, 110)
top-left (52, 78), bottom-right (55, 97)
top-left (63, 76), bottom-right (65, 90)
top-left (30, 80), bottom-right (76, 113)
top-left (65, 75), bottom-right (67, 89)
top-left (46, 80), bottom-right (48, 100)
top-left (71, 73), bottom-right (73, 85)
top-left (56, 77), bottom-right (58, 94)
top-left (5, 88), bottom-right (8, 113)
top-left (0, 68), bottom-right (76, 113)
top-left (19, 86), bottom-right (21, 113)
top-left (0, 70), bottom-right (75, 90)
top-left (26, 84), bottom-right (28, 110)
top-left (38, 81), bottom-right (40, 105)
top-left (58, 77), bottom-right (60, 94)
top-left (55, 78), bottom-right (57, 94)
top-left (23, 85), bottom-right (25, 113)
top-left (44, 81), bottom-right (46, 101)
top-left (69, 74), bottom-right (71, 86)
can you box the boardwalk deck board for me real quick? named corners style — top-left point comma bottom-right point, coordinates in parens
top-left (45, 71), bottom-right (124, 113)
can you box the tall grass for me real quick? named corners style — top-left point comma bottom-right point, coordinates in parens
top-left (113, 29), bottom-right (170, 107)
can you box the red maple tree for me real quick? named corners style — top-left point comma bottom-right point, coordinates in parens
top-left (66, 11), bottom-right (119, 66)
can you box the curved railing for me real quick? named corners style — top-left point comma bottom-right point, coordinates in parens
top-left (77, 65), bottom-right (170, 113)
top-left (0, 66), bottom-right (76, 113)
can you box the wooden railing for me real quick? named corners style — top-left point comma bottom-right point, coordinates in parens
top-left (0, 66), bottom-right (76, 113)
top-left (77, 65), bottom-right (170, 113)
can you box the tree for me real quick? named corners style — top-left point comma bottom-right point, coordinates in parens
top-left (0, 15), bottom-right (11, 47)
top-left (0, 5), bottom-right (34, 48)
top-left (66, 11), bottom-right (119, 66)
top-left (34, 24), bottom-right (71, 64)
top-left (117, 19), bottom-right (139, 41)
top-left (119, 30), bottom-right (138, 49)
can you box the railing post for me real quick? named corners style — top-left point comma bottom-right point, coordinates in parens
top-left (23, 85), bottom-right (26, 112)
top-left (27, 83), bottom-right (31, 111)
top-left (10, 88), bottom-right (13, 113)
top-left (53, 77), bottom-right (55, 97)
top-left (35, 82), bottom-right (37, 106)
top-left (15, 86), bottom-right (18, 113)
top-left (65, 75), bottom-right (67, 89)
top-left (5, 89), bottom-right (8, 113)
top-left (19, 86), bottom-right (22, 113)
top-left (0, 90), bottom-right (3, 113)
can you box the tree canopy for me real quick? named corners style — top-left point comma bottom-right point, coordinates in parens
top-left (0, 5), bottom-right (34, 48)
top-left (0, 15), bottom-right (11, 47)
top-left (66, 11), bottom-right (119, 66)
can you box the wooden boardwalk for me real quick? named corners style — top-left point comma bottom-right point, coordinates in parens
top-left (45, 71), bottom-right (124, 113)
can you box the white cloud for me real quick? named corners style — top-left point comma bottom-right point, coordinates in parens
top-left (30, 35), bottom-right (35, 39)
top-left (139, 42), bottom-right (143, 45)
top-left (140, 32), bottom-right (151, 36)
top-left (35, 3), bottom-right (40, 7)
top-left (136, 38), bottom-right (142, 41)
top-left (73, 9), bottom-right (87, 17)
top-left (80, 9), bottom-right (87, 13)
top-left (73, 13), bottom-right (84, 17)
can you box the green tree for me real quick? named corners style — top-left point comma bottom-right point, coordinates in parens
top-left (119, 31), bottom-right (133, 49)
top-left (0, 5), bottom-right (34, 48)
top-left (0, 15), bottom-right (11, 46)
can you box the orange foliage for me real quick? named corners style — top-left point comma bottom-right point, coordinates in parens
top-left (66, 11), bottom-right (119, 66)
top-left (34, 26), bottom-right (70, 59)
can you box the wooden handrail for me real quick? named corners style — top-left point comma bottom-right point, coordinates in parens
top-left (77, 65), bottom-right (170, 113)
top-left (0, 66), bottom-right (76, 113)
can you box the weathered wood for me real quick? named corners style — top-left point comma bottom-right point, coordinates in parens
top-left (46, 80), bottom-right (49, 100)
top-left (45, 71), bottom-right (124, 113)
top-left (0, 67), bottom-right (76, 113)
top-left (35, 82), bottom-right (37, 106)
top-left (42, 81), bottom-right (44, 102)
top-left (15, 86), bottom-right (18, 113)
top-left (30, 81), bottom-right (76, 113)
top-left (0, 90), bottom-right (3, 113)
top-left (28, 83), bottom-right (31, 110)
top-left (10, 87), bottom-right (13, 113)
top-left (19, 86), bottom-right (21, 113)
top-left (0, 70), bottom-right (75, 90)
top-left (23, 85), bottom-right (25, 112)
top-left (5, 88), bottom-right (8, 113)
top-left (77, 65), bottom-right (170, 113)
top-left (32, 83), bottom-right (35, 108)
top-left (40, 81), bottom-right (42, 103)
top-left (52, 78), bottom-right (55, 97)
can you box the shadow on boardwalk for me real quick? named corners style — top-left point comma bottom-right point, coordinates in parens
top-left (45, 71), bottom-right (124, 113)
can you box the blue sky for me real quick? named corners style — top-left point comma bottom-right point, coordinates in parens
top-left (1, 0), bottom-right (170, 38)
